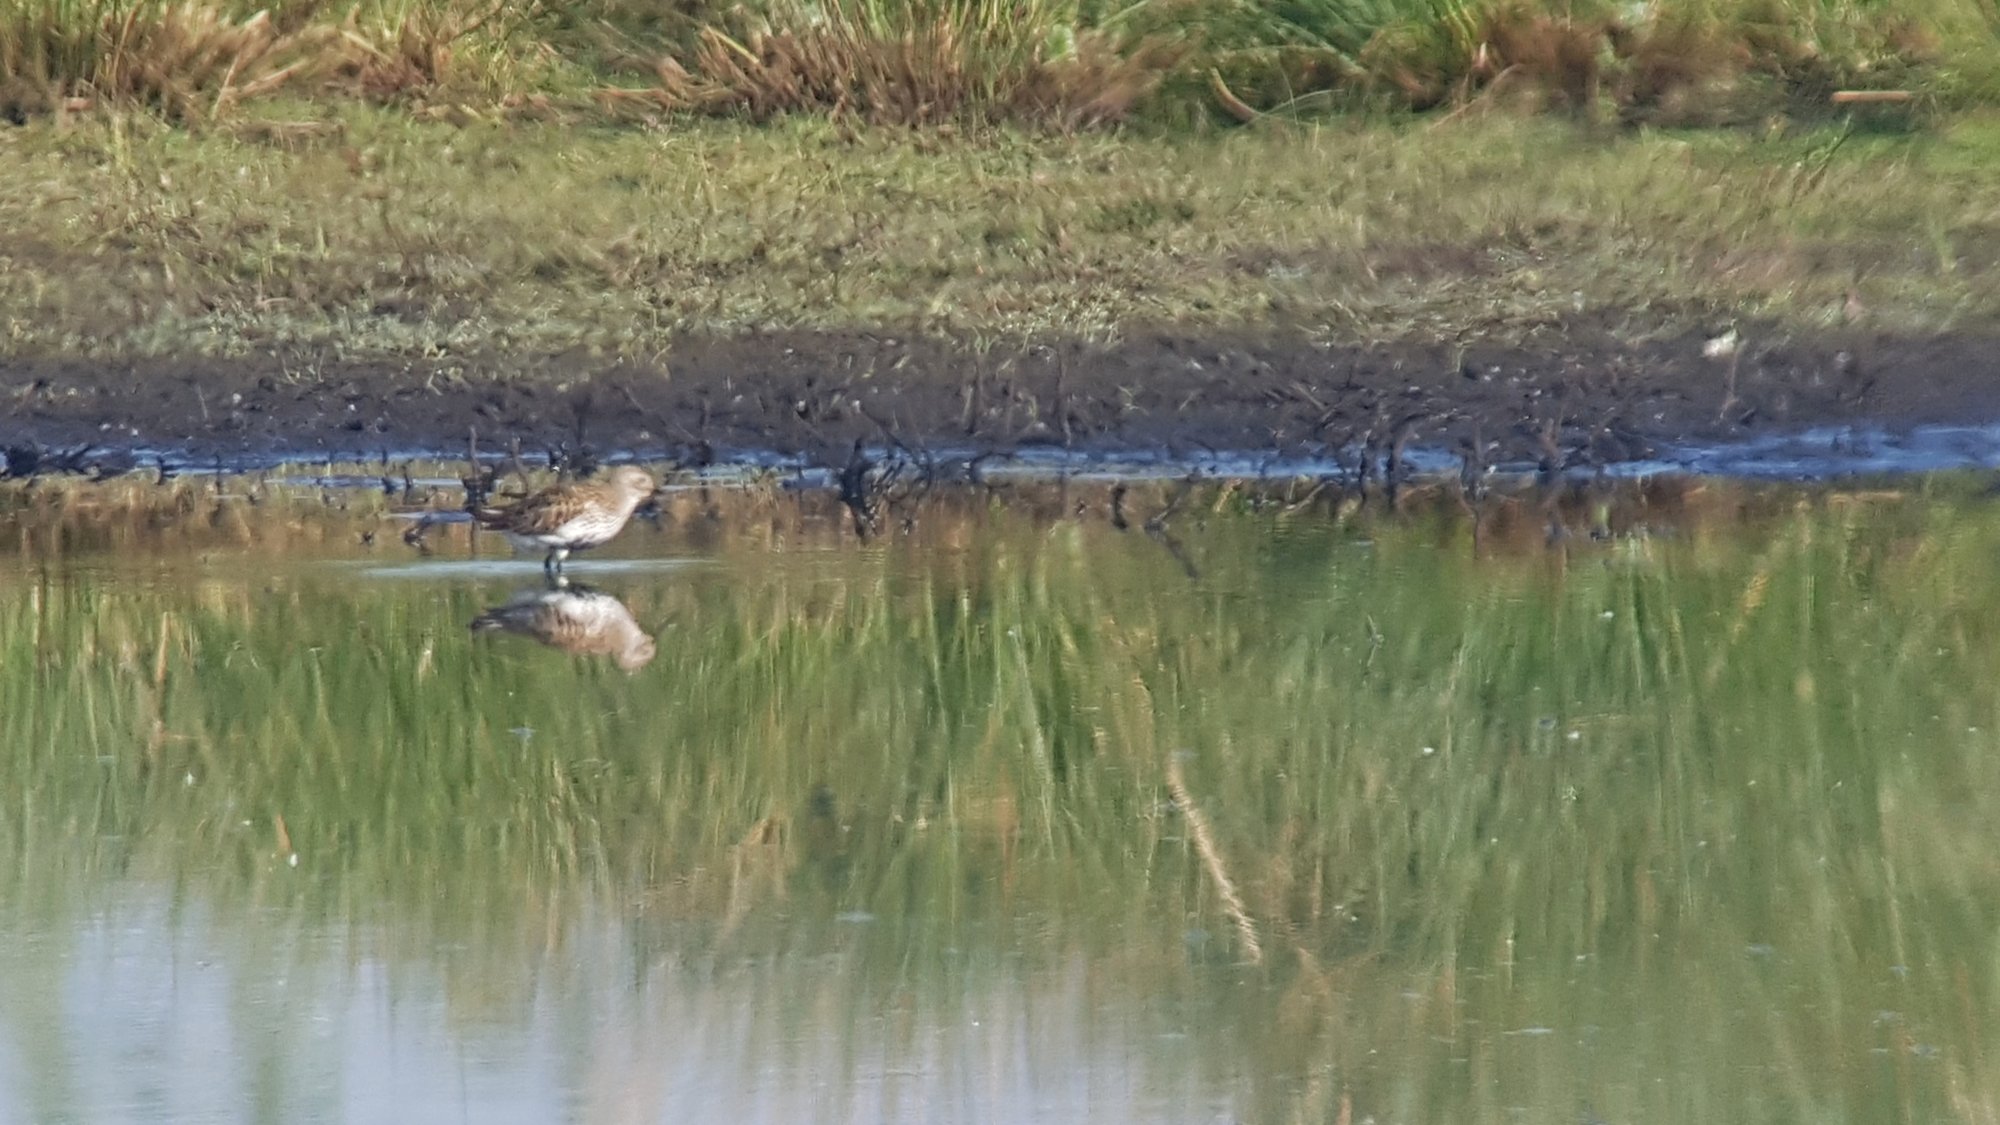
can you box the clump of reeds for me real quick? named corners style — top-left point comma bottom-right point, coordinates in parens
top-left (636, 0), bottom-right (1170, 127)
top-left (0, 0), bottom-right (542, 120)
top-left (0, 0), bottom-right (334, 121)
top-left (1168, 0), bottom-right (1988, 124)
top-left (329, 0), bottom-right (540, 101)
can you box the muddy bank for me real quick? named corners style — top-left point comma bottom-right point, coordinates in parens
top-left (3, 322), bottom-right (1997, 475)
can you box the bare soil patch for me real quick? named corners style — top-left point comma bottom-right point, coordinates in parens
top-left (5, 316), bottom-right (1994, 476)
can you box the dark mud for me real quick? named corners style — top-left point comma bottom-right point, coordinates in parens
top-left (4, 321), bottom-right (1997, 477)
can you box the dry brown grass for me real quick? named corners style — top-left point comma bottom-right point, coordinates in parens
top-left (636, 1), bottom-right (1171, 128)
top-left (330, 0), bottom-right (533, 100)
top-left (0, 0), bottom-right (545, 121)
top-left (1360, 2), bottom-right (1885, 124)
top-left (0, 1), bottom-right (335, 121)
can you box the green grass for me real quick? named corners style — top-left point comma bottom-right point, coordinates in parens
top-left (0, 1), bottom-right (1993, 385)
top-left (0, 105), bottom-right (1994, 367)
top-left (3, 479), bottom-right (2000, 1118)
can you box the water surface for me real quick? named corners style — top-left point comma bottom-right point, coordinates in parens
top-left (3, 481), bottom-right (1998, 1123)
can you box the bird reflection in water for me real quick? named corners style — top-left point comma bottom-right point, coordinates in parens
top-left (469, 583), bottom-right (657, 671)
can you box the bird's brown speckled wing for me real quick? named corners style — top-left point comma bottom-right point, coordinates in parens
top-left (476, 482), bottom-right (602, 536)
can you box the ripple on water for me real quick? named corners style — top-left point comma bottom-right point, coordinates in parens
top-left (350, 557), bottom-right (705, 580)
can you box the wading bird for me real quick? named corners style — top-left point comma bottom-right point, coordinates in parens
top-left (473, 465), bottom-right (658, 577)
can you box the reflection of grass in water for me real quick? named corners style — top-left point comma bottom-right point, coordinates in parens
top-left (2, 488), bottom-right (2000, 1119)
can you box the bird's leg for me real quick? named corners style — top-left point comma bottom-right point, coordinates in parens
top-left (543, 550), bottom-right (559, 578)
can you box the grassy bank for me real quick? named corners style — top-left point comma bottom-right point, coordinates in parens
top-left (1, 1), bottom-right (1996, 385)
top-left (0, 105), bottom-right (1995, 370)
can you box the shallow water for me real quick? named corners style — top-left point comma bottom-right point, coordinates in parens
top-left (4, 481), bottom-right (2000, 1123)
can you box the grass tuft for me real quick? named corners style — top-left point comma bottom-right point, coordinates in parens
top-left (1127, 0), bottom-right (1998, 123)
top-left (638, 0), bottom-right (1170, 127)
top-left (0, 0), bottom-right (335, 121)
top-left (329, 0), bottom-right (549, 102)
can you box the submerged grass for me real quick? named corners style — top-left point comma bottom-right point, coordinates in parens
top-left (2, 479), bottom-right (2000, 1118)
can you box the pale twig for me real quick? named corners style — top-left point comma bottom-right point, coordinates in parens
top-left (1166, 753), bottom-right (1262, 964)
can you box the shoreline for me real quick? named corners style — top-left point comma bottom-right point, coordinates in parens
top-left (5, 323), bottom-right (1999, 482)
top-left (5, 113), bottom-right (1998, 482)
